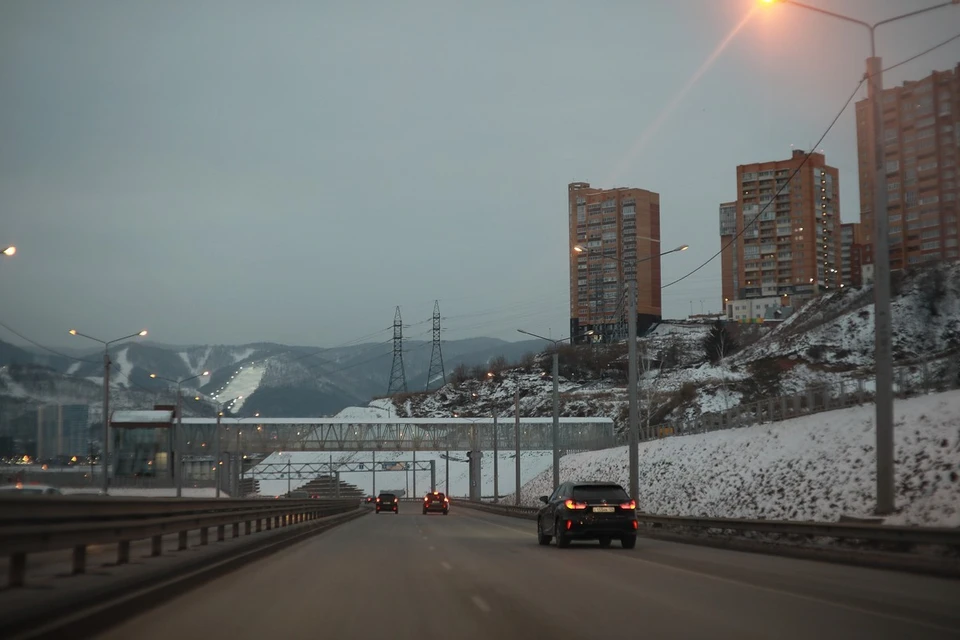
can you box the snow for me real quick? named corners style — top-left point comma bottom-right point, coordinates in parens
top-left (212, 363), bottom-right (265, 412)
top-left (66, 362), bottom-right (81, 375)
top-left (112, 410), bottom-right (174, 424)
top-left (113, 347), bottom-right (133, 388)
top-left (334, 404), bottom-right (393, 420)
top-left (248, 449), bottom-right (555, 499)
top-left (514, 389), bottom-right (960, 527)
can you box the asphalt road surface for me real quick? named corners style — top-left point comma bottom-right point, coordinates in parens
top-left (99, 506), bottom-right (960, 639)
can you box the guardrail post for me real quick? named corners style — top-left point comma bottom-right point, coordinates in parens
top-left (257, 518), bottom-right (263, 532)
top-left (233, 523), bottom-right (240, 538)
top-left (72, 545), bottom-right (87, 574)
top-left (200, 527), bottom-right (209, 546)
top-left (150, 535), bottom-right (162, 557)
top-left (9, 552), bottom-right (26, 587)
top-left (178, 531), bottom-right (188, 550)
top-left (217, 525), bottom-right (225, 542)
top-left (117, 540), bottom-right (130, 565)
top-left (246, 520), bottom-right (253, 535)
top-left (266, 517), bottom-right (272, 530)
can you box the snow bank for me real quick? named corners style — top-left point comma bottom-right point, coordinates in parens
top-left (516, 389), bottom-right (960, 526)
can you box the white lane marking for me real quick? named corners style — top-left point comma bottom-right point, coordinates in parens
top-left (440, 561), bottom-right (452, 570)
top-left (471, 595), bottom-right (491, 613)
top-left (461, 509), bottom-right (957, 634)
top-left (619, 553), bottom-right (959, 634)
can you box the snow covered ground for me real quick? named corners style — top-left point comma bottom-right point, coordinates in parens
top-left (513, 389), bottom-right (960, 527)
top-left (212, 362), bottom-right (265, 412)
top-left (248, 449), bottom-right (555, 499)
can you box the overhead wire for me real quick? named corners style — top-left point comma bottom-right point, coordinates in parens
top-left (660, 39), bottom-right (960, 292)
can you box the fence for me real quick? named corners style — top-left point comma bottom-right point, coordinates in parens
top-left (640, 356), bottom-right (960, 442)
top-left (0, 494), bottom-right (360, 588)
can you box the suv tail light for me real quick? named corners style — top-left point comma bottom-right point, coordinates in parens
top-left (376, 497), bottom-right (380, 503)
top-left (564, 499), bottom-right (588, 510)
top-left (444, 497), bottom-right (449, 503)
top-left (620, 500), bottom-right (636, 510)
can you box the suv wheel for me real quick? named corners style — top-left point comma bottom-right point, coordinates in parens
top-left (536, 518), bottom-right (552, 546)
top-left (621, 535), bottom-right (637, 549)
top-left (555, 519), bottom-right (570, 548)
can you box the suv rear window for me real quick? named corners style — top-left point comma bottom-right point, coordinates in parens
top-left (572, 485), bottom-right (628, 501)
top-left (379, 494), bottom-right (396, 501)
top-left (426, 493), bottom-right (445, 500)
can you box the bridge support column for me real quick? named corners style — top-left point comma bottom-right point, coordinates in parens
top-left (468, 450), bottom-right (482, 501)
top-left (430, 460), bottom-right (436, 492)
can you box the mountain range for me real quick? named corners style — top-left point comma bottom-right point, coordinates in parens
top-left (0, 336), bottom-right (546, 421)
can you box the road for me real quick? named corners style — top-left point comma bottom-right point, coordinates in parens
top-left (99, 505), bottom-right (960, 639)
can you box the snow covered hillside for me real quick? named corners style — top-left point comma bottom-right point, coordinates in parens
top-left (513, 389), bottom-right (960, 527)
top-left (383, 263), bottom-right (960, 437)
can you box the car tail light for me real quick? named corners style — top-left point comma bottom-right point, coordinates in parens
top-left (444, 497), bottom-right (449, 503)
top-left (620, 500), bottom-right (636, 510)
top-left (566, 520), bottom-right (573, 530)
top-left (376, 497), bottom-right (380, 503)
top-left (632, 520), bottom-right (639, 530)
top-left (564, 499), bottom-right (587, 510)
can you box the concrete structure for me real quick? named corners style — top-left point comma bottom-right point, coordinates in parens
top-left (721, 150), bottom-right (842, 304)
top-left (568, 182), bottom-right (661, 341)
top-left (725, 297), bottom-right (785, 323)
top-left (841, 222), bottom-right (869, 288)
top-left (856, 63), bottom-right (960, 271)
top-left (719, 201), bottom-right (738, 311)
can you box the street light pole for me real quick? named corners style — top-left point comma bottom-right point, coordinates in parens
top-left (517, 328), bottom-right (594, 492)
top-left (572, 243), bottom-right (688, 502)
top-left (626, 279), bottom-right (640, 501)
top-left (214, 409), bottom-right (222, 498)
top-left (69, 328), bottom-right (148, 494)
top-left (767, 0), bottom-right (958, 515)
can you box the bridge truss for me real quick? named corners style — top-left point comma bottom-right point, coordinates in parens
top-left (178, 417), bottom-right (615, 454)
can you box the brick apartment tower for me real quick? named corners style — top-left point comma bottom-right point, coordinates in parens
top-left (568, 182), bottom-right (662, 342)
top-left (855, 63), bottom-right (960, 271)
top-left (720, 150), bottom-right (842, 305)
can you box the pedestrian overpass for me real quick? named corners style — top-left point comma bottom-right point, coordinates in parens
top-left (177, 416), bottom-right (615, 455)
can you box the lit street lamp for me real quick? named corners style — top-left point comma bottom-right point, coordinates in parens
top-left (69, 328), bottom-right (148, 494)
top-left (2, 246), bottom-right (15, 257)
top-left (517, 328), bottom-right (594, 492)
top-left (151, 370), bottom-right (210, 497)
top-left (572, 242), bottom-right (688, 502)
top-left (761, 0), bottom-right (958, 515)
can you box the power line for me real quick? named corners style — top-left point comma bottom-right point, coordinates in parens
top-left (0, 320), bottom-right (97, 363)
top-left (660, 78), bottom-right (864, 291)
top-left (661, 40), bottom-right (960, 292)
top-left (881, 32), bottom-right (960, 75)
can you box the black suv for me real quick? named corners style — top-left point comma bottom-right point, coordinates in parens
top-left (536, 481), bottom-right (638, 549)
top-left (422, 491), bottom-right (449, 515)
top-left (375, 493), bottom-right (398, 514)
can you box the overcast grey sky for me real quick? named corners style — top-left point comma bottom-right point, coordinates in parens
top-left (2, 0), bottom-right (958, 348)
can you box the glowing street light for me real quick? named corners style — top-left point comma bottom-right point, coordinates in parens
top-left (68, 328), bottom-right (148, 494)
top-left (2, 246), bottom-right (16, 257)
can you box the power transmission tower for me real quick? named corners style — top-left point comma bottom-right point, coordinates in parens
top-left (425, 300), bottom-right (445, 391)
top-left (387, 306), bottom-right (408, 396)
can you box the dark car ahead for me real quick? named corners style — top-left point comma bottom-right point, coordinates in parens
top-left (422, 491), bottom-right (449, 515)
top-left (536, 481), bottom-right (638, 549)
top-left (376, 492), bottom-right (398, 514)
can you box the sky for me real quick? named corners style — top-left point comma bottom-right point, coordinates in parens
top-left (1, 0), bottom-right (958, 349)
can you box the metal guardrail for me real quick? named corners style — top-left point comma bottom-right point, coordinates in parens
top-left (0, 494), bottom-right (359, 588)
top-left (457, 500), bottom-right (960, 547)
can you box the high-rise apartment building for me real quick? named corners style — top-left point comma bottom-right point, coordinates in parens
top-left (855, 63), bottom-right (960, 269)
top-left (568, 182), bottom-right (662, 342)
top-left (720, 150), bottom-right (842, 305)
top-left (840, 222), bottom-right (865, 287)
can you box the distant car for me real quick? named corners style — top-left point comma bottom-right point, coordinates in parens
top-left (365, 496), bottom-right (375, 504)
top-left (422, 491), bottom-right (449, 515)
top-left (286, 490), bottom-right (310, 499)
top-left (536, 481), bottom-right (638, 549)
top-left (0, 483), bottom-right (62, 496)
top-left (376, 493), bottom-right (398, 514)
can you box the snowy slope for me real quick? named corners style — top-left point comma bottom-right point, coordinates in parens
top-left (212, 363), bottom-right (265, 412)
top-left (514, 389), bottom-right (960, 526)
